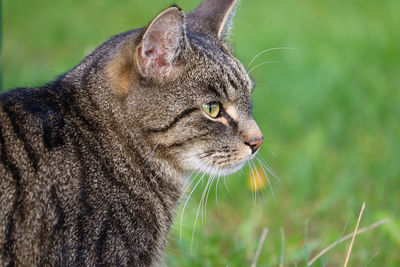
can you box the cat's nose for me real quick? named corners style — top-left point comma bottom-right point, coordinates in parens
top-left (244, 137), bottom-right (264, 154)
top-left (243, 120), bottom-right (263, 154)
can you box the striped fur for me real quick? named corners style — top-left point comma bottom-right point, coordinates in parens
top-left (0, 0), bottom-right (262, 265)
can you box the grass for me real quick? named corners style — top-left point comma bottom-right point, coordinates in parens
top-left (3, 0), bottom-right (400, 265)
top-left (344, 202), bottom-right (365, 267)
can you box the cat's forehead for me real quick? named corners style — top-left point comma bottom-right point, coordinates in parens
top-left (186, 34), bottom-right (254, 101)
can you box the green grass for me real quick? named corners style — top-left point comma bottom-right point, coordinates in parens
top-left (3, 0), bottom-right (400, 265)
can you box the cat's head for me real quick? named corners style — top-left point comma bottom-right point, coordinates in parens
top-left (106, 0), bottom-right (263, 176)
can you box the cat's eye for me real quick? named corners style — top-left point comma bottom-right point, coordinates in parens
top-left (202, 102), bottom-right (221, 118)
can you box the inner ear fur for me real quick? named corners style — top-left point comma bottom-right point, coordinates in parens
top-left (136, 7), bottom-right (187, 81)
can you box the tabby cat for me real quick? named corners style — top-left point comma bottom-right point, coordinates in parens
top-left (0, 0), bottom-right (263, 265)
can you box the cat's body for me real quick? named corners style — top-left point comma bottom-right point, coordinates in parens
top-left (1, 0), bottom-right (263, 265)
top-left (0, 75), bottom-right (182, 265)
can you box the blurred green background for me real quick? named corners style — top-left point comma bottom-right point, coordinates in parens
top-left (3, 0), bottom-right (400, 265)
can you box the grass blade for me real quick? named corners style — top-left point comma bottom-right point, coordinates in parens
top-left (344, 201), bottom-right (366, 267)
top-left (308, 218), bottom-right (390, 266)
top-left (251, 228), bottom-right (269, 267)
top-left (304, 219), bottom-right (309, 265)
top-left (280, 227), bottom-right (285, 267)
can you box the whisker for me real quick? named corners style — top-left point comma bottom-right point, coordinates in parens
top-left (252, 158), bottom-right (268, 201)
top-left (185, 150), bottom-right (214, 160)
top-left (258, 154), bottom-right (281, 182)
top-left (151, 139), bottom-right (161, 154)
top-left (200, 175), bottom-right (211, 225)
top-left (181, 168), bottom-right (201, 196)
top-left (223, 176), bottom-right (232, 196)
top-left (256, 156), bottom-right (276, 201)
top-left (253, 158), bottom-right (267, 190)
top-left (247, 162), bottom-right (252, 199)
top-left (248, 46), bottom-right (294, 66)
top-left (251, 159), bottom-right (261, 203)
top-left (191, 169), bottom-right (215, 251)
top-left (204, 174), bottom-right (216, 224)
top-left (180, 169), bottom-right (208, 242)
top-left (248, 160), bottom-right (255, 201)
top-left (201, 171), bottom-right (214, 225)
top-left (248, 160), bottom-right (256, 201)
top-left (215, 169), bottom-right (222, 213)
top-left (250, 159), bottom-right (260, 203)
top-left (248, 61), bottom-right (280, 74)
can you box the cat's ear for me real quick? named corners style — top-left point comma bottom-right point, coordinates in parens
top-left (187, 0), bottom-right (239, 40)
top-left (136, 6), bottom-right (187, 81)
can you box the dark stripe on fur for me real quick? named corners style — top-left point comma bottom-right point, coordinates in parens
top-left (50, 185), bottom-right (66, 235)
top-left (2, 104), bottom-right (39, 172)
top-left (221, 83), bottom-right (229, 99)
top-left (224, 53), bottom-right (247, 91)
top-left (0, 125), bottom-right (21, 266)
top-left (148, 107), bottom-right (198, 133)
top-left (228, 76), bottom-right (239, 93)
top-left (167, 133), bottom-right (208, 148)
top-left (95, 209), bottom-right (112, 265)
top-left (75, 149), bottom-right (93, 266)
top-left (45, 185), bottom-right (66, 265)
top-left (220, 109), bottom-right (238, 130)
top-left (114, 218), bottom-right (138, 265)
top-left (64, 116), bottom-right (94, 265)
top-left (208, 85), bottom-right (223, 98)
top-left (3, 217), bottom-right (15, 267)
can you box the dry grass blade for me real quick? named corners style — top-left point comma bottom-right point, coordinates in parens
top-left (344, 201), bottom-right (366, 267)
top-left (251, 228), bottom-right (269, 267)
top-left (307, 217), bottom-right (390, 266)
top-left (304, 219), bottom-right (309, 264)
top-left (280, 227), bottom-right (285, 267)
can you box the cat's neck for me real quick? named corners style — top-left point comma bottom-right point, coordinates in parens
top-left (56, 71), bottom-right (185, 198)
top-left (54, 29), bottom-right (188, 199)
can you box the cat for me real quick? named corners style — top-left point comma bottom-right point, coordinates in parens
top-left (0, 0), bottom-right (263, 265)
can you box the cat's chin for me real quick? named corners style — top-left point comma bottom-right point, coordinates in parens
top-left (184, 156), bottom-right (247, 176)
top-left (210, 162), bottom-right (247, 176)
top-left (200, 162), bottom-right (247, 176)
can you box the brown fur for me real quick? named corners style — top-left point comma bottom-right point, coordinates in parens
top-left (106, 46), bottom-right (137, 97)
top-left (0, 1), bottom-right (263, 265)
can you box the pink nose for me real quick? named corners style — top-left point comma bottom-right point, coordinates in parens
top-left (245, 137), bottom-right (264, 154)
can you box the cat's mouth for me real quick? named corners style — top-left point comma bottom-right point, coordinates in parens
top-left (183, 149), bottom-right (257, 176)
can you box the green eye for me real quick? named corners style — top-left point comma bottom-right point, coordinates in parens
top-left (202, 102), bottom-right (221, 118)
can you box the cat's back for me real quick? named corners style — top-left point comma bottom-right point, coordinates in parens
top-left (0, 84), bottom-right (178, 265)
top-left (0, 86), bottom-right (63, 174)
top-left (0, 85), bottom-right (71, 265)
top-left (0, 85), bottom-right (110, 265)
top-left (0, 85), bottom-right (72, 172)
